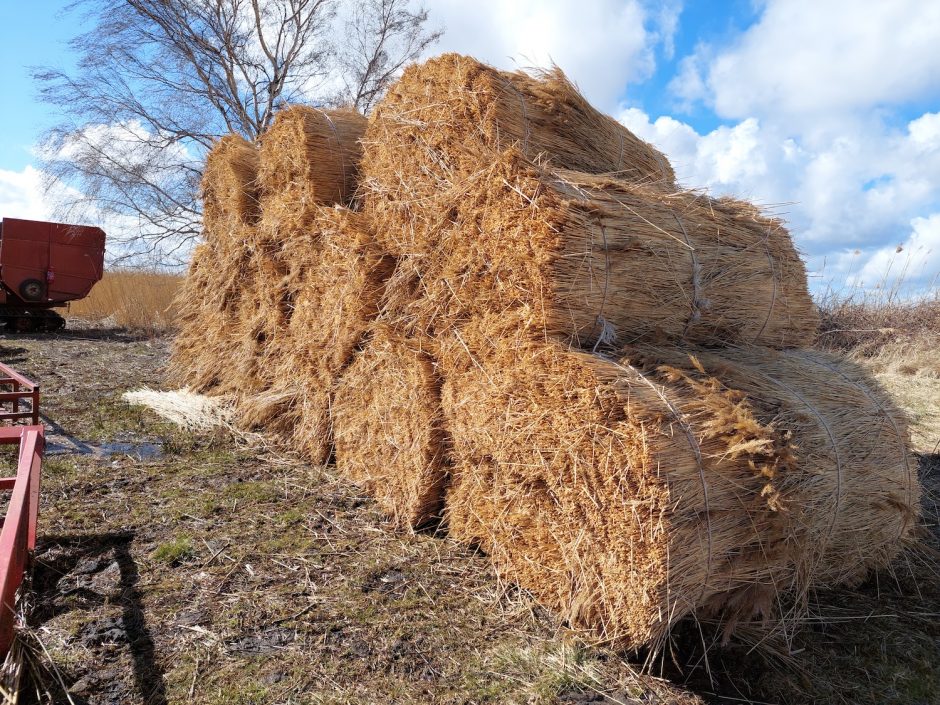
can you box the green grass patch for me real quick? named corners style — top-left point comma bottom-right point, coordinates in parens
top-left (152, 535), bottom-right (194, 564)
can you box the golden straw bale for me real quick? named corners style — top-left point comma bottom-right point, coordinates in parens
top-left (230, 248), bottom-right (292, 408)
top-left (258, 106), bottom-right (367, 220)
top-left (438, 312), bottom-right (918, 648)
top-left (644, 345), bottom-right (921, 589)
top-left (170, 226), bottom-right (257, 393)
top-left (361, 54), bottom-right (676, 258)
top-left (170, 241), bottom-right (222, 391)
top-left (381, 151), bottom-right (817, 348)
top-left (237, 207), bottom-right (392, 461)
top-left (201, 134), bottom-right (261, 234)
top-left (333, 324), bottom-right (448, 529)
top-left (290, 210), bottom-right (394, 372)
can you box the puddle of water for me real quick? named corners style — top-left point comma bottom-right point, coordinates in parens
top-left (96, 441), bottom-right (164, 459)
top-left (46, 438), bottom-right (163, 459)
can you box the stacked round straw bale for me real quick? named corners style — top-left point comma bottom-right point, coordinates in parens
top-left (437, 312), bottom-right (917, 647)
top-left (244, 207), bottom-right (393, 462)
top-left (362, 56), bottom-right (818, 349)
top-left (361, 53), bottom-right (677, 257)
top-left (172, 107), bottom-right (377, 455)
top-left (201, 134), bottom-right (261, 236)
top-left (332, 325), bottom-right (448, 529)
top-left (376, 153), bottom-right (817, 348)
top-left (173, 133), bottom-right (262, 393)
top-left (172, 54), bottom-right (921, 652)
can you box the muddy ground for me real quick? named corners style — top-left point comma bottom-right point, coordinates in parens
top-left (1, 324), bottom-right (938, 705)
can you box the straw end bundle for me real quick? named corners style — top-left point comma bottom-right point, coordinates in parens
top-left (333, 324), bottom-right (449, 530)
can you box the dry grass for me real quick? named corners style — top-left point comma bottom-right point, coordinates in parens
top-left (69, 269), bottom-right (182, 332)
top-left (816, 292), bottom-right (940, 451)
top-left (817, 291), bottom-right (940, 355)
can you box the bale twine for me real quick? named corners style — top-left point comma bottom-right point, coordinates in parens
top-left (201, 134), bottom-right (261, 236)
top-left (333, 324), bottom-right (448, 529)
top-left (379, 150), bottom-right (818, 349)
top-left (258, 106), bottom-right (368, 231)
top-left (438, 312), bottom-right (919, 648)
top-left (362, 54), bottom-right (676, 258)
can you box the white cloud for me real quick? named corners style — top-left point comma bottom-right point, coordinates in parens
top-left (679, 0), bottom-right (940, 120)
top-left (851, 214), bottom-right (940, 293)
top-left (909, 112), bottom-right (940, 151)
top-left (428, 0), bottom-right (675, 110)
top-left (0, 166), bottom-right (51, 221)
top-left (620, 107), bottom-right (940, 292)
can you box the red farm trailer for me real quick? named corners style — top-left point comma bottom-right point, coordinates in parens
top-left (0, 217), bottom-right (105, 332)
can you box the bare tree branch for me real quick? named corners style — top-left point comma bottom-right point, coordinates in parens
top-left (336, 0), bottom-right (442, 113)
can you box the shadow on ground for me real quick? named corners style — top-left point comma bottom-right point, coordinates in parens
top-left (669, 451), bottom-right (940, 705)
top-left (25, 533), bottom-right (167, 705)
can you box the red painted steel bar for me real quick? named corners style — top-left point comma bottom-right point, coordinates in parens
top-left (0, 425), bottom-right (44, 657)
top-left (0, 362), bottom-right (39, 426)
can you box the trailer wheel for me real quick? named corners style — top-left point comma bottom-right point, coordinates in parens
top-left (18, 279), bottom-right (45, 302)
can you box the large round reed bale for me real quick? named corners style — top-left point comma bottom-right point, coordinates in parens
top-left (333, 325), bottom-right (448, 529)
top-left (288, 209), bottom-right (394, 372)
top-left (201, 134), bottom-right (261, 234)
top-left (383, 152), bottom-right (817, 349)
top-left (171, 241), bottom-right (221, 390)
top-left (438, 313), bottom-right (918, 649)
top-left (646, 345), bottom-right (921, 588)
top-left (258, 106), bottom-right (367, 217)
top-left (362, 54), bottom-right (675, 258)
top-left (237, 207), bottom-right (392, 461)
top-left (230, 247), bottom-right (293, 416)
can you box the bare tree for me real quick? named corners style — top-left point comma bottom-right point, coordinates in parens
top-left (35, 0), bottom-right (440, 266)
top-left (336, 0), bottom-right (439, 112)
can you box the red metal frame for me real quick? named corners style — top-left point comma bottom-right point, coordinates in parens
top-left (0, 363), bottom-right (39, 426)
top-left (0, 425), bottom-right (44, 657)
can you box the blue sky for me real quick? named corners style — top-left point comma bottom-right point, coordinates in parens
top-left (2, 0), bottom-right (939, 293)
top-left (0, 1), bottom-right (77, 171)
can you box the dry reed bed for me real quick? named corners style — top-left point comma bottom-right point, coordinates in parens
top-left (170, 53), bottom-right (923, 652)
top-left (69, 269), bottom-right (182, 332)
